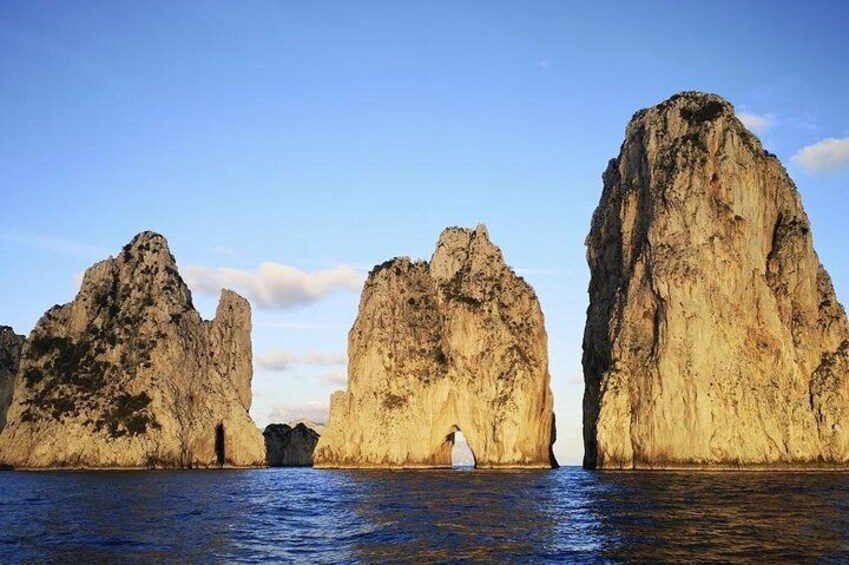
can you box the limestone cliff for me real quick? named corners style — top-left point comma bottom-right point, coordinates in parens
top-left (263, 423), bottom-right (320, 466)
top-left (0, 232), bottom-right (265, 469)
top-left (583, 92), bottom-right (849, 469)
top-left (314, 225), bottom-right (557, 469)
top-left (0, 327), bottom-right (25, 430)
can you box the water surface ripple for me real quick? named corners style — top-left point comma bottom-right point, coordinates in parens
top-left (1, 467), bottom-right (848, 563)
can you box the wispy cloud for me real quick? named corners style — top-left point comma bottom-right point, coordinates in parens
top-left (256, 350), bottom-right (347, 371)
top-left (515, 267), bottom-right (574, 277)
top-left (184, 262), bottom-right (362, 309)
top-left (318, 371), bottom-right (348, 386)
top-left (539, 60), bottom-right (551, 70)
top-left (211, 246), bottom-right (236, 256)
top-left (268, 401), bottom-right (329, 425)
top-left (259, 321), bottom-right (349, 331)
top-left (792, 137), bottom-right (849, 173)
top-left (737, 111), bottom-right (775, 134)
top-left (0, 233), bottom-right (110, 259)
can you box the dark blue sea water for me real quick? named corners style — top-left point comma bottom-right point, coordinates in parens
top-left (2, 467), bottom-right (848, 563)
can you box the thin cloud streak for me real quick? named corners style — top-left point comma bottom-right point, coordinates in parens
top-left (259, 322), bottom-right (349, 331)
top-left (0, 233), bottom-right (111, 259)
top-left (319, 371), bottom-right (348, 386)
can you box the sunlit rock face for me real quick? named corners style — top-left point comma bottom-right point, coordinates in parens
top-left (0, 232), bottom-right (265, 469)
top-left (583, 92), bottom-right (849, 469)
top-left (314, 225), bottom-right (557, 469)
top-left (0, 326), bottom-right (25, 430)
top-left (264, 423), bottom-right (320, 467)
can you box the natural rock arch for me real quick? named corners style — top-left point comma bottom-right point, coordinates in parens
top-left (443, 425), bottom-right (477, 468)
top-left (314, 225), bottom-right (557, 469)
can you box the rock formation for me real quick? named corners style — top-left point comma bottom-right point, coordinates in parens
top-left (314, 225), bottom-right (557, 469)
top-left (0, 232), bottom-right (265, 469)
top-left (583, 91), bottom-right (849, 469)
top-left (263, 422), bottom-right (320, 466)
top-left (0, 327), bottom-right (25, 430)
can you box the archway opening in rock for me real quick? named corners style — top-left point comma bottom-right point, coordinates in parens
top-left (449, 427), bottom-right (476, 469)
top-left (215, 424), bottom-right (225, 465)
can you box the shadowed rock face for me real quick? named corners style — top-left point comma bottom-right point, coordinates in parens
top-left (583, 92), bottom-right (849, 469)
top-left (0, 327), bottom-right (25, 430)
top-left (264, 423), bottom-right (320, 467)
top-left (0, 232), bottom-right (265, 469)
top-left (314, 225), bottom-right (557, 469)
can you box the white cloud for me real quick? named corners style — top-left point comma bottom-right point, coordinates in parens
top-left (256, 350), bottom-right (347, 371)
top-left (318, 371), bottom-right (348, 386)
top-left (792, 137), bottom-right (849, 173)
top-left (737, 111), bottom-right (774, 134)
top-left (259, 321), bottom-right (348, 331)
top-left (211, 246), bottom-right (236, 256)
top-left (268, 401), bottom-right (329, 425)
top-left (184, 262), bottom-right (363, 309)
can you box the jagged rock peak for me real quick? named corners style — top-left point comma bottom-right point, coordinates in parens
top-left (0, 232), bottom-right (265, 469)
top-left (314, 225), bottom-right (557, 469)
top-left (263, 423), bottom-right (321, 467)
top-left (583, 91), bottom-right (849, 470)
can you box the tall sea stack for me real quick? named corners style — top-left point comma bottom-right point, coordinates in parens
top-left (583, 92), bottom-right (849, 469)
top-left (314, 225), bottom-right (557, 469)
top-left (0, 232), bottom-right (265, 469)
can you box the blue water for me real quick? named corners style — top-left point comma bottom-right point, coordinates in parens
top-left (2, 467), bottom-right (848, 563)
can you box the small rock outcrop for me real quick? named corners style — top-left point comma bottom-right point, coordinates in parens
top-left (0, 232), bottom-right (265, 469)
top-left (583, 92), bottom-right (849, 469)
top-left (0, 327), bottom-right (25, 430)
top-left (263, 422), bottom-right (321, 466)
top-left (314, 225), bottom-right (557, 469)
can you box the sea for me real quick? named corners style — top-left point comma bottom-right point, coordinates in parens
top-left (1, 466), bottom-right (848, 563)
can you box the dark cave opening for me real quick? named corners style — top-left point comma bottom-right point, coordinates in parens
top-left (215, 423), bottom-right (225, 466)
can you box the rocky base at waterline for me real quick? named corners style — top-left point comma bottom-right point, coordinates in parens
top-left (0, 327), bottom-right (25, 431)
top-left (264, 422), bottom-right (321, 467)
top-left (0, 232), bottom-right (265, 469)
top-left (583, 91), bottom-right (849, 470)
top-left (314, 225), bottom-right (557, 469)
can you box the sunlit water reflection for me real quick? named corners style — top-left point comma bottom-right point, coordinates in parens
top-left (1, 467), bottom-right (848, 563)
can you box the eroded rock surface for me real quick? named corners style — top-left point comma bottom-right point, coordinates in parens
top-left (583, 92), bottom-right (849, 469)
top-left (264, 422), bottom-right (320, 466)
top-left (314, 225), bottom-right (557, 469)
top-left (0, 326), bottom-right (25, 430)
top-left (0, 232), bottom-right (265, 469)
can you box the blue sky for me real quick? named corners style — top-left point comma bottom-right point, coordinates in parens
top-left (2, 1), bottom-right (848, 465)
